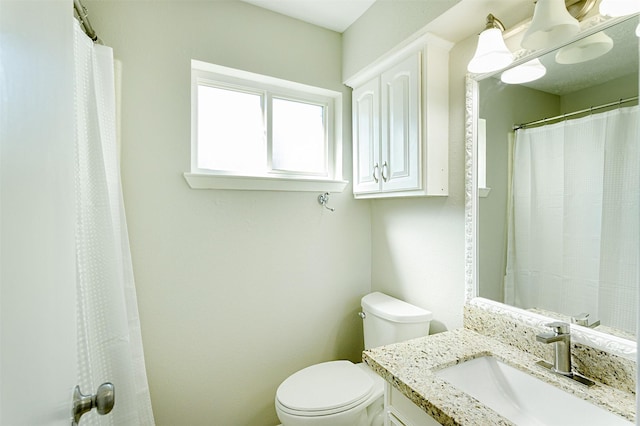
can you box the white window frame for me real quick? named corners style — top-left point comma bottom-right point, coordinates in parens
top-left (184, 60), bottom-right (347, 192)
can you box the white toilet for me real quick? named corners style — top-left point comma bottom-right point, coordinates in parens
top-left (275, 292), bottom-right (433, 426)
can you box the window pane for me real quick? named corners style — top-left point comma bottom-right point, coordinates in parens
top-left (197, 85), bottom-right (265, 172)
top-left (272, 98), bottom-right (326, 174)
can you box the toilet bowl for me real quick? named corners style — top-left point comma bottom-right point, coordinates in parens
top-left (275, 361), bottom-right (384, 426)
top-left (275, 292), bottom-right (432, 426)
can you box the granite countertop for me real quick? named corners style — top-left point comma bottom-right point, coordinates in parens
top-left (363, 328), bottom-right (636, 425)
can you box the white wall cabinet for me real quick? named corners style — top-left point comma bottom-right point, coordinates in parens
top-left (347, 33), bottom-right (452, 199)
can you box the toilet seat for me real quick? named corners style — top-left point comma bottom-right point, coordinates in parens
top-left (276, 361), bottom-right (376, 417)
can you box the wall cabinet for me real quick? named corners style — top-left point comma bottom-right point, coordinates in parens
top-left (347, 33), bottom-right (452, 199)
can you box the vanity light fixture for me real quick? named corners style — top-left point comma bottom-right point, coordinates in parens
top-left (599, 0), bottom-right (640, 17)
top-left (500, 58), bottom-right (547, 84)
top-left (555, 31), bottom-right (614, 64)
top-left (467, 14), bottom-right (514, 74)
top-left (522, 0), bottom-right (582, 50)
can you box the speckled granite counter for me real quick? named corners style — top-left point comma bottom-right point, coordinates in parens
top-left (363, 329), bottom-right (635, 425)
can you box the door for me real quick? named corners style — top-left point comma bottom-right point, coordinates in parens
top-left (1, 1), bottom-right (79, 424)
top-left (380, 52), bottom-right (421, 192)
top-left (352, 77), bottom-right (381, 194)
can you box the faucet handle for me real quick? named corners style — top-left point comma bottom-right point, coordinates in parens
top-left (545, 321), bottom-right (570, 334)
top-left (571, 313), bottom-right (600, 328)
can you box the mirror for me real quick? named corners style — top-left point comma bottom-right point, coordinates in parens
top-left (466, 14), bottom-right (639, 353)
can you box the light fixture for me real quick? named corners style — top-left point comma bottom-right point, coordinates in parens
top-left (467, 14), bottom-right (514, 74)
top-left (599, 0), bottom-right (640, 17)
top-left (555, 31), bottom-right (614, 64)
top-left (521, 0), bottom-right (581, 50)
top-left (500, 58), bottom-right (547, 84)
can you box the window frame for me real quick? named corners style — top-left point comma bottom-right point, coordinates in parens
top-left (185, 60), bottom-right (347, 192)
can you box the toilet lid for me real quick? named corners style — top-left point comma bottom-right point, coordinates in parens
top-left (276, 361), bottom-right (375, 415)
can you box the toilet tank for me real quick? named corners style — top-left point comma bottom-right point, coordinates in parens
top-left (361, 292), bottom-right (433, 349)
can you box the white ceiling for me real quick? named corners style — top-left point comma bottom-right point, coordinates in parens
top-left (240, 0), bottom-right (376, 33)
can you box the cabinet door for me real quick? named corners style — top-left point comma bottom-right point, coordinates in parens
top-left (352, 77), bottom-right (381, 194)
top-left (386, 384), bottom-right (442, 426)
top-left (380, 53), bottom-right (420, 192)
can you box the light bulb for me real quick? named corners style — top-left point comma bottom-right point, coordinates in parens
top-left (501, 59), bottom-right (547, 84)
top-left (555, 32), bottom-right (614, 64)
top-left (468, 16), bottom-right (514, 74)
top-left (522, 0), bottom-right (580, 50)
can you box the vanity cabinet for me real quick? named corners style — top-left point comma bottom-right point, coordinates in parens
top-left (384, 383), bottom-right (440, 426)
top-left (347, 33), bottom-right (452, 199)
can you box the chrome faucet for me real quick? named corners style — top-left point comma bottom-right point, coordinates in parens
top-left (536, 321), bottom-right (572, 376)
top-left (535, 321), bottom-right (595, 387)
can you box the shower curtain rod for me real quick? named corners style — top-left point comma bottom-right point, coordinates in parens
top-left (513, 96), bottom-right (639, 131)
top-left (73, 0), bottom-right (99, 43)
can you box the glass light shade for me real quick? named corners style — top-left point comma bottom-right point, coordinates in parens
top-left (555, 32), bottom-right (614, 64)
top-left (522, 0), bottom-right (580, 50)
top-left (467, 28), bottom-right (514, 73)
top-left (500, 59), bottom-right (547, 84)
top-left (599, 0), bottom-right (640, 17)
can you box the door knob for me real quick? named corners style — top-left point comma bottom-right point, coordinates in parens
top-left (72, 382), bottom-right (115, 425)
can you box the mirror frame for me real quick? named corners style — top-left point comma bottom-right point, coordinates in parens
top-left (464, 13), bottom-right (638, 361)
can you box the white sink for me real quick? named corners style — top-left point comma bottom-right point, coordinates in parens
top-left (434, 356), bottom-right (632, 426)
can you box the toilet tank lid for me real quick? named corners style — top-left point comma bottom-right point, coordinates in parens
top-left (361, 292), bottom-right (433, 323)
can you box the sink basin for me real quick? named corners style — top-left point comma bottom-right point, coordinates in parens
top-left (434, 356), bottom-right (632, 426)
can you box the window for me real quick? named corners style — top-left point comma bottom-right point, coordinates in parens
top-left (185, 60), bottom-right (347, 192)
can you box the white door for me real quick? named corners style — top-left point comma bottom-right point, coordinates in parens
top-left (380, 53), bottom-right (421, 192)
top-left (1, 1), bottom-right (79, 424)
top-left (352, 77), bottom-right (381, 194)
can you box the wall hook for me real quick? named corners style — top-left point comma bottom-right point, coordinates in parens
top-left (317, 193), bottom-right (335, 212)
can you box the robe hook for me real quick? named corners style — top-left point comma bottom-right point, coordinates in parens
top-left (317, 193), bottom-right (335, 212)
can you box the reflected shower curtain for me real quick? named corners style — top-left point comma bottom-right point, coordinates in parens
top-left (505, 105), bottom-right (639, 334)
top-left (73, 23), bottom-right (155, 424)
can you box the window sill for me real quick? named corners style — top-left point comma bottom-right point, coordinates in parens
top-left (183, 173), bottom-right (349, 192)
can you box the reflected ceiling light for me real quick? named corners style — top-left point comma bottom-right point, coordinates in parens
top-left (521, 0), bottom-right (581, 50)
top-left (467, 14), bottom-right (514, 74)
top-left (599, 0), bottom-right (640, 17)
top-left (555, 31), bottom-right (614, 64)
top-left (501, 59), bottom-right (547, 84)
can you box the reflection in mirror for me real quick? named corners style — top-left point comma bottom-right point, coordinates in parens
top-left (476, 15), bottom-right (639, 341)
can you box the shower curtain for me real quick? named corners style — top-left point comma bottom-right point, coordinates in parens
top-left (505, 105), bottom-right (639, 334)
top-left (73, 22), bottom-right (155, 425)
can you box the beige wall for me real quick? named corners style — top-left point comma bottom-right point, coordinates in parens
top-left (366, 36), bottom-right (472, 334)
top-left (85, 0), bottom-right (591, 424)
top-left (340, 0), bottom-right (535, 335)
top-left (342, 4), bottom-right (477, 334)
top-left (342, 0), bottom-right (460, 81)
top-left (561, 73), bottom-right (638, 112)
top-left (86, 2), bottom-right (371, 425)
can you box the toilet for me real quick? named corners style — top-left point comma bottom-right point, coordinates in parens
top-left (275, 292), bottom-right (433, 426)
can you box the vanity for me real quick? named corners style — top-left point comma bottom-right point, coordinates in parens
top-left (363, 328), bottom-right (635, 425)
top-left (363, 6), bottom-right (638, 426)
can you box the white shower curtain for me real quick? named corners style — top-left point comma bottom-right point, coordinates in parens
top-left (73, 22), bottom-right (155, 425)
top-left (505, 105), bottom-right (639, 334)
